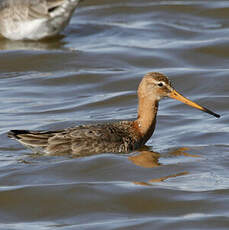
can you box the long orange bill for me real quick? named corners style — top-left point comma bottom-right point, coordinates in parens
top-left (169, 89), bottom-right (220, 118)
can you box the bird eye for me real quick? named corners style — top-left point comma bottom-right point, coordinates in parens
top-left (158, 82), bottom-right (164, 87)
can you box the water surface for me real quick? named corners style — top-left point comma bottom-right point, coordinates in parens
top-left (0, 0), bottom-right (228, 229)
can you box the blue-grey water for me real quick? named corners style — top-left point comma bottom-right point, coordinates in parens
top-left (0, 0), bottom-right (228, 229)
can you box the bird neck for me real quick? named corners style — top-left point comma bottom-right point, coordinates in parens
top-left (135, 96), bottom-right (158, 143)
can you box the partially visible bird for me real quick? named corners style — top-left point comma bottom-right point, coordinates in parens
top-left (8, 72), bottom-right (220, 156)
top-left (0, 0), bottom-right (82, 40)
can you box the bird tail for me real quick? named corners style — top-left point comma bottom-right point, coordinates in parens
top-left (8, 130), bottom-right (54, 148)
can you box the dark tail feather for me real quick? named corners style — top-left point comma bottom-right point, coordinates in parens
top-left (8, 130), bottom-right (31, 139)
top-left (7, 130), bottom-right (56, 148)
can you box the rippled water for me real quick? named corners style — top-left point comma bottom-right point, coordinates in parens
top-left (0, 0), bottom-right (229, 229)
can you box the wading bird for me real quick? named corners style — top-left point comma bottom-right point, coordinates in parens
top-left (8, 72), bottom-right (220, 156)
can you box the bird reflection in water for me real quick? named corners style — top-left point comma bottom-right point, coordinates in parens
top-left (129, 147), bottom-right (200, 168)
top-left (0, 36), bottom-right (66, 50)
top-left (128, 148), bottom-right (161, 168)
top-left (129, 147), bottom-right (200, 185)
top-left (133, 171), bottom-right (189, 186)
top-left (17, 146), bottom-right (195, 187)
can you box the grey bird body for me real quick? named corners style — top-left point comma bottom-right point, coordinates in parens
top-left (0, 0), bottom-right (81, 40)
